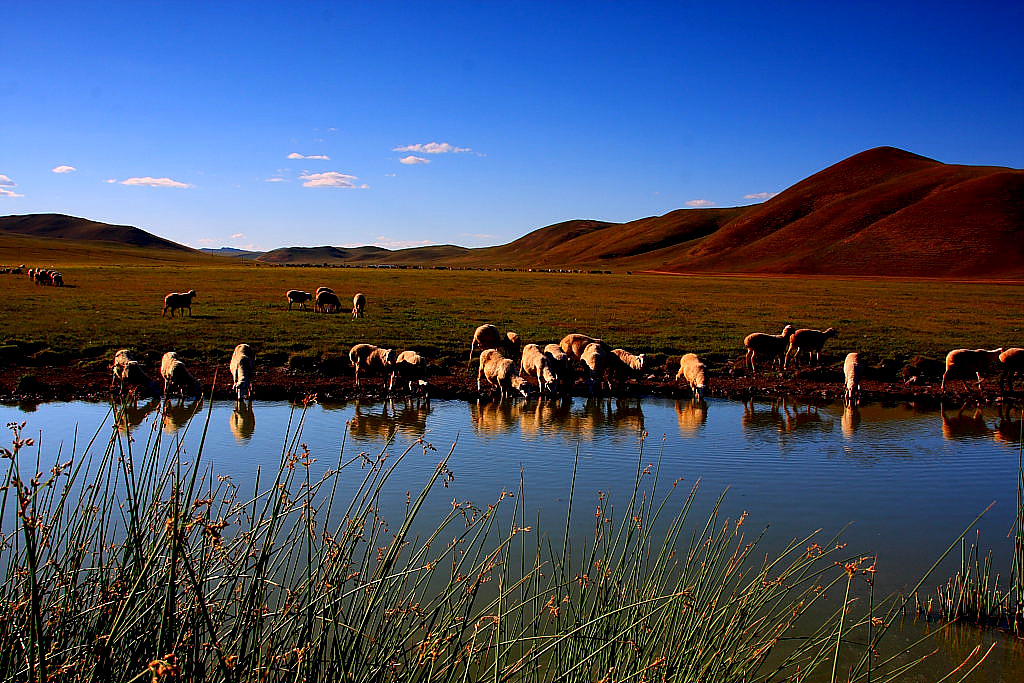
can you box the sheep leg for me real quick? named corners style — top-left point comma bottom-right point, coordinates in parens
top-left (476, 368), bottom-right (483, 393)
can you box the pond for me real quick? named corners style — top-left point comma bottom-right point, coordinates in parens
top-left (3, 396), bottom-right (1022, 680)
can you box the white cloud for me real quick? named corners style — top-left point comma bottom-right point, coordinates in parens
top-left (197, 238), bottom-right (216, 245)
top-left (120, 176), bottom-right (192, 188)
top-left (104, 178), bottom-right (117, 183)
top-left (52, 165), bottom-right (77, 174)
top-left (288, 152), bottom-right (330, 160)
top-left (299, 171), bottom-right (368, 189)
top-left (265, 177), bottom-right (287, 182)
top-left (0, 175), bottom-right (23, 197)
top-left (393, 142), bottom-right (472, 154)
top-left (352, 236), bottom-right (434, 249)
top-left (399, 155), bottom-right (430, 165)
top-left (685, 199), bottom-right (714, 207)
top-left (384, 173), bottom-right (397, 177)
top-left (231, 232), bottom-right (245, 239)
top-left (744, 191), bottom-right (779, 200)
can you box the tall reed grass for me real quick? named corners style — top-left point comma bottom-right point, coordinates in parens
top-left (919, 405), bottom-right (1024, 635)
top-left (0, 397), bottom-right (992, 682)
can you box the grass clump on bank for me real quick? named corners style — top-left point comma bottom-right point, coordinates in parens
top-left (919, 409), bottom-right (1024, 635)
top-left (0, 399), bottom-right (991, 682)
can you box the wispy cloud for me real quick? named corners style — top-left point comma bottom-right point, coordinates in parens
top-left (0, 175), bottom-right (24, 198)
top-left (299, 171), bottom-right (368, 189)
top-left (399, 155), bottom-right (430, 165)
top-left (231, 232), bottom-right (245, 239)
top-left (104, 179), bottom-right (117, 184)
top-left (288, 152), bottom-right (330, 160)
top-left (744, 191), bottom-right (779, 200)
top-left (196, 238), bottom-right (216, 245)
top-left (52, 165), bottom-right (77, 174)
top-left (119, 176), bottom-right (193, 188)
top-left (460, 232), bottom-right (497, 240)
top-left (393, 142), bottom-right (473, 154)
top-left (685, 199), bottom-right (714, 207)
top-left (265, 177), bottom-right (287, 182)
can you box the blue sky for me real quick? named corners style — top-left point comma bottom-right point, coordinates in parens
top-left (2, 1), bottom-right (1022, 251)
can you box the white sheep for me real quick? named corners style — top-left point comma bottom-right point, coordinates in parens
top-left (469, 324), bottom-right (521, 363)
top-left (559, 333), bottom-right (607, 361)
top-left (389, 350), bottom-right (429, 394)
top-left (580, 342), bottom-right (614, 395)
top-left (477, 349), bottom-right (531, 398)
top-left (543, 343), bottom-right (576, 390)
top-left (316, 290), bottom-right (342, 314)
top-left (162, 290), bottom-right (197, 317)
top-left (111, 349), bottom-right (160, 397)
top-left (999, 348), bottom-right (1024, 394)
top-left (743, 324), bottom-right (795, 374)
top-left (675, 353), bottom-right (707, 400)
top-left (160, 351), bottom-right (202, 398)
top-left (520, 343), bottom-right (559, 395)
top-left (286, 290), bottom-right (313, 310)
top-left (941, 348), bottom-right (1005, 393)
top-left (352, 292), bottom-right (366, 319)
top-left (349, 343), bottom-right (398, 388)
top-left (785, 328), bottom-right (838, 368)
top-left (230, 343), bottom-right (256, 400)
top-left (843, 352), bottom-right (862, 405)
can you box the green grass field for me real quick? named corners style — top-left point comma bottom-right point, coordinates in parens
top-left (1, 259), bottom-right (1021, 371)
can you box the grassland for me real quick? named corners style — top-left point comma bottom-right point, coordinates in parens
top-left (2, 258), bottom-right (1022, 377)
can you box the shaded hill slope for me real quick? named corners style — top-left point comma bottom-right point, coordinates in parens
top-left (0, 213), bottom-right (195, 252)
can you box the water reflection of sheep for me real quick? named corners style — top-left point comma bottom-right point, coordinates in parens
top-left (940, 403), bottom-right (991, 442)
top-left (348, 398), bottom-right (431, 441)
top-left (675, 399), bottom-right (708, 435)
top-left (841, 403), bottom-right (861, 438)
top-left (113, 397), bottom-right (160, 434)
top-left (230, 401), bottom-right (256, 442)
top-left (163, 398), bottom-right (203, 434)
top-left (742, 398), bottom-right (829, 436)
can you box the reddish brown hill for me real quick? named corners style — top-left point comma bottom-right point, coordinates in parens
top-left (654, 147), bottom-right (1024, 277)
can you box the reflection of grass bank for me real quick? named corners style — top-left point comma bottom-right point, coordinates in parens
top-left (0, 401), bottom-right (991, 682)
top-left (920, 409), bottom-right (1024, 636)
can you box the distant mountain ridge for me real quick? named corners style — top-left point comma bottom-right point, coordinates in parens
top-left (4, 147), bottom-right (1022, 277)
top-left (199, 246), bottom-right (264, 259)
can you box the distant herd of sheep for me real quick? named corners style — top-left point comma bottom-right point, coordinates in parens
top-left (8, 265), bottom-right (65, 286)
top-left (100, 288), bottom-right (1024, 407)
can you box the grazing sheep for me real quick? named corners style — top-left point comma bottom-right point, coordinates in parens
top-left (675, 353), bottom-right (707, 400)
top-left (52, 272), bottom-right (64, 286)
top-left (111, 349), bottom-right (160, 397)
top-left (843, 352), bottom-right (862, 405)
top-left (160, 351), bottom-right (203, 398)
top-left (230, 343), bottom-right (256, 400)
top-left (286, 290), bottom-right (313, 310)
top-left (543, 343), bottom-right (576, 391)
top-left (743, 324), bottom-right (795, 374)
top-left (785, 328), bottom-right (838, 368)
top-left (580, 342), bottom-right (614, 395)
top-left (941, 348), bottom-right (1005, 393)
top-left (389, 350), bottom-right (429, 393)
top-left (998, 348), bottom-right (1024, 394)
top-left (352, 292), bottom-right (366, 319)
top-left (315, 290), bottom-right (342, 314)
top-left (559, 333), bottom-right (607, 361)
top-left (162, 290), bottom-right (197, 317)
top-left (477, 349), bottom-right (531, 399)
top-left (315, 286), bottom-right (334, 298)
top-left (469, 324), bottom-right (521, 363)
top-left (520, 343), bottom-right (559, 395)
top-left (349, 343), bottom-right (398, 388)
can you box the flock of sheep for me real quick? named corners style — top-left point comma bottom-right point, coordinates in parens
top-left (14, 265), bottom-right (65, 286)
top-left (108, 289), bottom-right (1024, 407)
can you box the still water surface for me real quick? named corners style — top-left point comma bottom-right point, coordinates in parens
top-left (3, 396), bottom-right (1022, 680)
